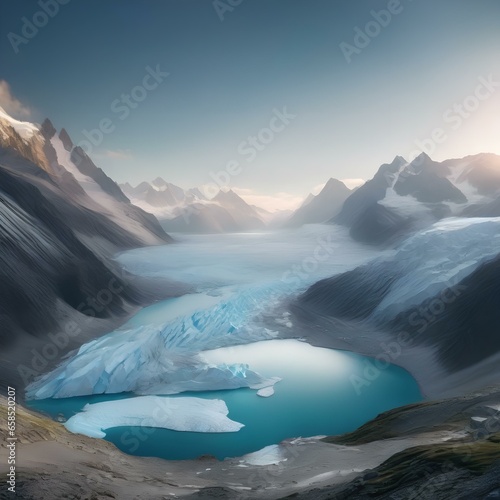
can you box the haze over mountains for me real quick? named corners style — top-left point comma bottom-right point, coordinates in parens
top-left (121, 176), bottom-right (355, 233)
top-left (334, 152), bottom-right (500, 244)
top-left (121, 150), bottom-right (500, 239)
top-left (121, 180), bottom-right (269, 233)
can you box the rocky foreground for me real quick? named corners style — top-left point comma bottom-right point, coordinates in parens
top-left (1, 386), bottom-right (499, 500)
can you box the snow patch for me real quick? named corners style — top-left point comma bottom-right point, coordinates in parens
top-left (241, 445), bottom-right (287, 466)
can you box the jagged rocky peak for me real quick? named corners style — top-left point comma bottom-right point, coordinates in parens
top-left (59, 128), bottom-right (74, 152)
top-left (70, 146), bottom-right (130, 203)
top-left (214, 188), bottom-right (250, 203)
top-left (0, 110), bottom-right (54, 175)
top-left (321, 178), bottom-right (351, 195)
top-left (394, 154), bottom-right (467, 204)
top-left (40, 118), bottom-right (56, 140)
top-left (151, 176), bottom-right (167, 187)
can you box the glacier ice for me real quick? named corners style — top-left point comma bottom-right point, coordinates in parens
top-left (26, 227), bottom-right (382, 400)
top-left (115, 224), bottom-right (383, 288)
top-left (64, 395), bottom-right (244, 438)
top-left (26, 284), bottom-right (286, 399)
top-left (370, 217), bottom-right (500, 320)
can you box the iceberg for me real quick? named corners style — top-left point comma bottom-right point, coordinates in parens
top-left (64, 395), bottom-right (244, 438)
top-left (256, 386), bottom-right (275, 397)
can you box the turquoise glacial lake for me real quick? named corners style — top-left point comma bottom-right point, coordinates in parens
top-left (28, 339), bottom-right (421, 460)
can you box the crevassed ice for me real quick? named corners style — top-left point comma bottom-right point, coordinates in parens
top-left (372, 217), bottom-right (500, 320)
top-left (26, 283), bottom-right (286, 399)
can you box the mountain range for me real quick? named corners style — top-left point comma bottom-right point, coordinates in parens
top-left (120, 176), bottom-right (354, 233)
top-left (2, 104), bottom-right (500, 498)
top-left (333, 152), bottom-right (500, 244)
top-left (122, 151), bottom-right (500, 239)
top-left (121, 180), bottom-right (268, 233)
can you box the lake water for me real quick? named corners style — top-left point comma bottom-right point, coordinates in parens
top-left (27, 228), bottom-right (421, 460)
top-left (29, 338), bottom-right (421, 460)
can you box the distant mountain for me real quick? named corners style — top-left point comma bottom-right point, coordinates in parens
top-left (332, 153), bottom-right (500, 245)
top-left (161, 189), bottom-right (266, 233)
top-left (300, 193), bottom-right (315, 208)
top-left (212, 189), bottom-right (265, 230)
top-left (122, 177), bottom-right (271, 233)
top-left (120, 177), bottom-right (205, 212)
top-left (285, 178), bottom-right (351, 227)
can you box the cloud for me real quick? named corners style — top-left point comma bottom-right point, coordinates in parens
top-left (231, 187), bottom-right (302, 212)
top-left (311, 183), bottom-right (325, 195)
top-left (95, 149), bottom-right (133, 160)
top-left (341, 178), bottom-right (365, 189)
top-left (0, 81), bottom-right (31, 117)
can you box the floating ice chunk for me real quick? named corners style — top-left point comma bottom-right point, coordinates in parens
top-left (64, 396), bottom-right (244, 438)
top-left (241, 444), bottom-right (287, 466)
top-left (257, 386), bottom-right (275, 397)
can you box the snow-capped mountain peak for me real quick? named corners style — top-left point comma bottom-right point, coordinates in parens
top-left (0, 106), bottom-right (38, 140)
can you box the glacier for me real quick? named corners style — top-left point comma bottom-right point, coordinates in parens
top-left (300, 217), bottom-right (500, 324)
top-left (372, 217), bottom-right (500, 320)
top-left (27, 226), bottom-right (380, 400)
top-left (26, 219), bottom-right (500, 402)
top-left (64, 395), bottom-right (244, 438)
top-left (25, 284), bottom-right (286, 399)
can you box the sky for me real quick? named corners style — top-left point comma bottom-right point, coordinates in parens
top-left (1, 0), bottom-right (500, 210)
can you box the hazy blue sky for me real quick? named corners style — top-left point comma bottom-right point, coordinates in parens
top-left (1, 0), bottom-right (500, 209)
